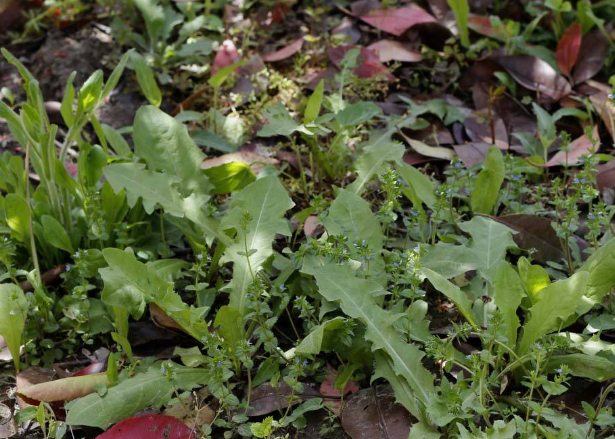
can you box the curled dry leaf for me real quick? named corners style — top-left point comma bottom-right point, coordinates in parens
top-left (262, 37), bottom-right (304, 62)
top-left (366, 40), bottom-right (422, 63)
top-left (16, 367), bottom-right (56, 408)
top-left (246, 382), bottom-right (319, 417)
top-left (400, 132), bottom-right (455, 160)
top-left (17, 373), bottom-right (109, 404)
top-left (341, 385), bottom-right (414, 439)
top-left (573, 26), bottom-right (610, 85)
top-left (95, 415), bottom-right (196, 439)
top-left (201, 150), bottom-right (279, 176)
top-left (357, 4), bottom-right (437, 36)
top-left (545, 126), bottom-right (599, 167)
top-left (329, 46), bottom-right (394, 80)
top-left (492, 214), bottom-right (565, 264)
top-left (211, 40), bottom-right (239, 75)
top-left (496, 55), bottom-right (571, 102)
top-left (556, 23), bottom-right (582, 77)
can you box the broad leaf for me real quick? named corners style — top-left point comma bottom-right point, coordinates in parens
top-left (580, 238), bottom-right (615, 303)
top-left (66, 363), bottom-right (209, 429)
top-left (133, 106), bottom-right (209, 195)
top-left (470, 146), bottom-right (504, 214)
top-left (396, 162), bottom-right (436, 208)
top-left (459, 216), bottom-right (516, 282)
top-left (295, 317), bottom-right (346, 355)
top-left (41, 215), bottom-right (73, 253)
top-left (0, 284), bottom-right (28, 371)
top-left (493, 263), bottom-right (524, 346)
top-left (517, 271), bottom-right (589, 356)
top-left (103, 163), bottom-right (183, 216)
top-left (257, 103), bottom-right (310, 137)
top-left (202, 161), bottom-right (256, 195)
top-left (335, 101), bottom-right (382, 127)
top-left (422, 243), bottom-right (481, 279)
top-left (220, 176), bottom-right (294, 314)
top-left (545, 354), bottom-right (615, 381)
top-left (347, 142), bottom-right (404, 195)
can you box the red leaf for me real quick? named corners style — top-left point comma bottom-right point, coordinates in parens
top-left (358, 4), bottom-right (436, 37)
top-left (262, 37), bottom-right (304, 62)
top-left (545, 126), bottom-right (599, 167)
top-left (96, 415), bottom-right (196, 439)
top-left (467, 15), bottom-right (510, 40)
top-left (211, 40), bottom-right (239, 75)
top-left (556, 23), bottom-right (582, 77)
top-left (366, 40), bottom-right (422, 63)
top-left (328, 46), bottom-right (394, 80)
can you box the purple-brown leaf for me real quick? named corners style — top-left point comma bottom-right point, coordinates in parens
top-left (573, 26), bottom-right (610, 85)
top-left (262, 37), bottom-right (304, 62)
top-left (358, 4), bottom-right (437, 36)
top-left (556, 23), bottom-right (582, 77)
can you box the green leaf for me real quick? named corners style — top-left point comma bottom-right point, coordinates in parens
top-left (41, 215), bottom-right (73, 253)
top-left (470, 146), bottom-right (504, 214)
top-left (304, 80), bottom-right (324, 124)
top-left (533, 103), bottom-right (556, 154)
top-left (459, 216), bottom-right (517, 282)
top-left (208, 60), bottom-right (245, 90)
top-left (133, 105), bottom-right (209, 195)
top-left (580, 238), bottom-right (615, 303)
top-left (347, 142), bottom-right (404, 195)
top-left (5, 194), bottom-right (30, 243)
top-left (257, 103), bottom-right (311, 138)
top-left (302, 263), bottom-right (435, 412)
top-left (100, 248), bottom-right (210, 341)
top-left (334, 101), bottom-right (382, 126)
top-left (60, 72), bottom-right (76, 127)
top-left (295, 317), bottom-right (346, 355)
top-left (447, 0), bottom-right (470, 47)
top-left (517, 271), bottom-right (589, 356)
top-left (132, 0), bottom-right (165, 45)
top-left (0, 284), bottom-right (28, 371)
top-left (421, 243), bottom-right (482, 278)
top-left (101, 50), bottom-right (131, 101)
top-left (213, 306), bottom-right (245, 357)
top-left (404, 136), bottom-right (455, 160)
top-left (131, 52), bottom-right (162, 107)
top-left (493, 262), bottom-right (524, 346)
top-left (101, 124), bottom-right (132, 158)
top-left (373, 352), bottom-right (421, 417)
top-left (518, 257), bottom-right (550, 305)
top-left (66, 363), bottom-right (209, 429)
top-left (78, 70), bottom-right (104, 113)
top-left (396, 162), bottom-right (436, 208)
top-left (251, 416), bottom-right (273, 438)
top-left (545, 354), bottom-right (615, 381)
top-left (191, 129), bottom-right (237, 152)
top-left (203, 161), bottom-right (256, 194)
top-left (103, 163), bottom-right (184, 216)
top-left (220, 176), bottom-right (294, 314)
top-left (421, 267), bottom-right (479, 329)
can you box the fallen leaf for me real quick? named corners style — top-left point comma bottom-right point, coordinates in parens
top-left (358, 4), bottom-right (437, 36)
top-left (403, 152), bottom-right (440, 165)
top-left (545, 127), bottom-right (599, 167)
top-left (496, 55), bottom-right (571, 102)
top-left (164, 389), bottom-right (215, 430)
top-left (262, 37), bottom-right (304, 62)
top-left (150, 303), bottom-right (187, 333)
top-left (246, 382), bottom-right (319, 417)
top-left (329, 46), bottom-right (394, 80)
top-left (453, 142), bottom-right (491, 167)
top-left (492, 214), bottom-right (565, 264)
top-left (95, 415), bottom-right (196, 439)
top-left (586, 81), bottom-right (615, 143)
top-left (16, 367), bottom-right (56, 408)
top-left (17, 373), bottom-right (109, 404)
top-left (366, 40), bottom-right (422, 63)
top-left (320, 365), bottom-right (360, 414)
top-left (341, 385), bottom-right (413, 439)
top-left (597, 160), bottom-right (615, 192)
top-left (201, 150), bottom-right (279, 176)
top-left (211, 40), bottom-right (239, 75)
top-left (573, 26), bottom-right (610, 85)
top-left (556, 23), bottom-right (582, 77)
top-left (0, 402), bottom-right (16, 438)
top-left (304, 215), bottom-right (324, 238)
top-left (464, 110), bottom-right (509, 150)
top-left (350, 0), bottom-right (381, 16)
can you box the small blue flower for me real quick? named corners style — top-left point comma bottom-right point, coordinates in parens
top-left (295, 357), bottom-right (301, 364)
top-left (556, 367), bottom-right (563, 374)
top-left (588, 213), bottom-right (596, 220)
top-left (579, 177), bottom-right (586, 184)
top-left (410, 210), bottom-right (419, 217)
top-left (302, 360), bottom-right (309, 367)
top-left (160, 365), bottom-right (166, 373)
top-left (365, 255), bottom-right (372, 261)
top-left (567, 225), bottom-right (575, 232)
top-left (216, 361), bottom-right (223, 368)
top-left (393, 262), bottom-right (400, 268)
top-left (609, 93), bottom-right (615, 100)
top-left (536, 344), bottom-right (543, 350)
top-left (511, 174), bottom-right (521, 181)
top-left (413, 246), bottom-right (420, 252)
top-left (65, 264), bottom-right (71, 272)
top-left (446, 189), bottom-right (452, 195)
top-left (361, 240), bottom-right (367, 247)
top-left (465, 354), bottom-right (472, 360)
top-left (197, 253), bottom-right (204, 260)
top-left (454, 161), bottom-right (463, 168)
top-left (573, 178), bottom-right (579, 184)
top-left (74, 251), bottom-right (81, 258)
top-left (278, 284), bottom-right (286, 291)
